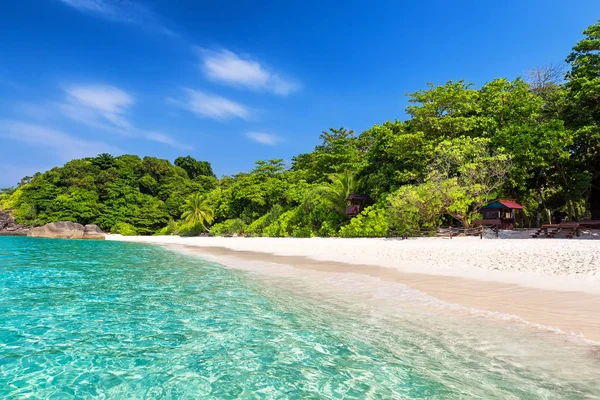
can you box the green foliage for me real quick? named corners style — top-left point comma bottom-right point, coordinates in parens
top-left (3, 154), bottom-right (215, 235)
top-left (110, 222), bottom-right (137, 236)
top-left (155, 219), bottom-right (180, 236)
top-left (339, 206), bottom-right (389, 237)
top-left (181, 193), bottom-right (214, 232)
top-left (261, 207), bottom-right (315, 238)
top-left (5, 20), bottom-right (600, 234)
top-left (305, 170), bottom-right (358, 215)
top-left (388, 181), bottom-right (446, 233)
top-left (565, 19), bottom-right (600, 219)
top-left (246, 204), bottom-right (284, 236)
top-left (175, 155), bottom-right (215, 179)
top-left (292, 128), bottom-right (364, 182)
top-left (210, 218), bottom-right (246, 236)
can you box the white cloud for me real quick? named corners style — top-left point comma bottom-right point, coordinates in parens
top-left (169, 89), bottom-right (250, 120)
top-left (58, 0), bottom-right (176, 37)
top-left (198, 49), bottom-right (300, 96)
top-left (144, 131), bottom-right (191, 150)
top-left (0, 121), bottom-right (120, 161)
top-left (64, 84), bottom-right (133, 129)
top-left (59, 84), bottom-right (189, 148)
top-left (245, 132), bottom-right (283, 146)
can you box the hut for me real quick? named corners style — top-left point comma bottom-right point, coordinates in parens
top-left (474, 199), bottom-right (524, 230)
top-left (345, 194), bottom-right (372, 217)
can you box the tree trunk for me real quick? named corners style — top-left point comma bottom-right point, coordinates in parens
top-left (591, 175), bottom-right (600, 220)
top-left (538, 188), bottom-right (549, 225)
top-left (568, 200), bottom-right (576, 222)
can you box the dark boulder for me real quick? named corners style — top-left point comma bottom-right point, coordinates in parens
top-left (0, 211), bottom-right (29, 236)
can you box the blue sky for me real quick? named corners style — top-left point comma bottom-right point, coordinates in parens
top-left (0, 0), bottom-right (598, 187)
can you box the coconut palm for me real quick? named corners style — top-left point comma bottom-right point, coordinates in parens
top-left (305, 170), bottom-right (358, 214)
top-left (181, 193), bottom-right (214, 232)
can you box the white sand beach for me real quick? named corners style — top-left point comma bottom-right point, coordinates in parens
top-left (108, 235), bottom-right (600, 341)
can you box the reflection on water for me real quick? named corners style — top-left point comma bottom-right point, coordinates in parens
top-left (1, 237), bottom-right (599, 399)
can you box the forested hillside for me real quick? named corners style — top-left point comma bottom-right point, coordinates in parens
top-left (0, 155), bottom-right (217, 235)
top-left (2, 20), bottom-right (600, 237)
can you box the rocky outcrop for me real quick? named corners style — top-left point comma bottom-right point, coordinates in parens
top-left (82, 224), bottom-right (106, 240)
top-left (27, 221), bottom-right (106, 240)
top-left (28, 221), bottom-right (85, 239)
top-left (0, 211), bottom-right (29, 236)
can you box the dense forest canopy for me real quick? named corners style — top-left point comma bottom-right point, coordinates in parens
top-left (2, 20), bottom-right (600, 237)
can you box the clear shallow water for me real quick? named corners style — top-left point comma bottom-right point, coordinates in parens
top-left (1, 237), bottom-right (600, 399)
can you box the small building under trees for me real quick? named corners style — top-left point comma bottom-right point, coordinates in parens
top-left (345, 194), bottom-right (372, 217)
top-left (474, 199), bottom-right (524, 230)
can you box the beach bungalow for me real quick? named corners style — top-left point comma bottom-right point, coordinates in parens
top-left (474, 199), bottom-right (524, 230)
top-left (345, 194), bottom-right (372, 217)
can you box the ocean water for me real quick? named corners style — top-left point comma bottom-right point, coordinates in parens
top-left (1, 237), bottom-right (600, 399)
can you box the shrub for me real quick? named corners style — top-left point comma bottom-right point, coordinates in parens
top-left (339, 206), bottom-right (389, 237)
top-left (110, 222), bottom-right (137, 236)
top-left (210, 218), bottom-right (246, 236)
top-left (263, 210), bottom-right (296, 237)
top-left (317, 220), bottom-right (337, 237)
top-left (154, 219), bottom-right (179, 236)
top-left (246, 204), bottom-right (284, 236)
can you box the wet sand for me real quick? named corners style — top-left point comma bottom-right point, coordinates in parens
top-left (176, 244), bottom-right (600, 343)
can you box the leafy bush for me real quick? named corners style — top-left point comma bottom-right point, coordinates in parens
top-left (263, 209), bottom-right (296, 237)
top-left (210, 218), bottom-right (246, 236)
top-left (110, 222), bottom-right (137, 236)
top-left (339, 206), bottom-right (389, 237)
top-left (246, 204), bottom-right (284, 236)
top-left (0, 187), bottom-right (23, 210)
top-left (317, 220), bottom-right (337, 237)
top-left (178, 223), bottom-right (208, 237)
top-left (387, 182), bottom-right (444, 234)
top-left (154, 219), bottom-right (180, 236)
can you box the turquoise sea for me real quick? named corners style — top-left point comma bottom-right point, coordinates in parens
top-left (1, 237), bottom-right (600, 399)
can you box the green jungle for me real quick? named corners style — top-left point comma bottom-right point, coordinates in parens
top-left (2, 21), bottom-right (600, 237)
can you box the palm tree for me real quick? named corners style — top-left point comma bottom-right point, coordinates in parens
top-left (305, 170), bottom-right (358, 214)
top-left (181, 193), bottom-right (214, 232)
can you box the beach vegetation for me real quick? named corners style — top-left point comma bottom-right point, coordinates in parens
top-left (305, 170), bottom-right (358, 215)
top-left (110, 222), bottom-right (137, 236)
top-left (181, 193), bottom-right (214, 232)
top-left (3, 20), bottom-right (600, 236)
top-left (339, 206), bottom-right (390, 237)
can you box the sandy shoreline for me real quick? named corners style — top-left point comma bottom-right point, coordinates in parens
top-left (107, 235), bottom-right (600, 342)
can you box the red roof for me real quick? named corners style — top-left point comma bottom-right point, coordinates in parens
top-left (498, 199), bottom-right (523, 209)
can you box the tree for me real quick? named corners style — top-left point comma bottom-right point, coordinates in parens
top-left (564, 20), bottom-right (600, 219)
top-left (292, 127), bottom-right (362, 182)
top-left (358, 121), bottom-right (432, 198)
top-left (525, 64), bottom-right (565, 97)
top-left (181, 193), bottom-right (214, 232)
top-left (91, 153), bottom-right (116, 170)
top-left (429, 138), bottom-right (512, 227)
top-left (405, 81), bottom-right (481, 139)
top-left (305, 170), bottom-right (358, 215)
top-left (174, 156), bottom-right (215, 179)
top-left (388, 138), bottom-right (512, 229)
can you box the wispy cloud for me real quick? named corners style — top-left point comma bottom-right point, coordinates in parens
top-left (64, 84), bottom-right (133, 129)
top-left (169, 89), bottom-right (250, 120)
top-left (143, 131), bottom-right (190, 149)
top-left (198, 49), bottom-right (300, 96)
top-left (245, 131), bottom-right (283, 145)
top-left (58, 0), bottom-right (176, 37)
top-left (59, 84), bottom-right (190, 149)
top-left (0, 120), bottom-right (120, 161)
